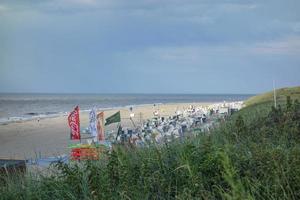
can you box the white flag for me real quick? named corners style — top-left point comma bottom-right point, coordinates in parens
top-left (89, 108), bottom-right (97, 138)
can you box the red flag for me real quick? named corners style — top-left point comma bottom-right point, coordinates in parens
top-left (97, 112), bottom-right (105, 141)
top-left (68, 106), bottom-right (81, 140)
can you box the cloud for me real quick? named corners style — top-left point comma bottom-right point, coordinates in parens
top-left (252, 36), bottom-right (300, 55)
top-left (64, 0), bottom-right (97, 4)
top-left (0, 0), bottom-right (257, 14)
top-left (2, 0), bottom-right (299, 49)
top-left (128, 35), bottom-right (300, 57)
top-left (113, 35), bottom-right (300, 70)
top-left (292, 22), bottom-right (300, 33)
top-left (1, 0), bottom-right (300, 93)
top-left (0, 5), bottom-right (9, 13)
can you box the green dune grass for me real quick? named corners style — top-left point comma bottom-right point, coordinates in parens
top-left (245, 86), bottom-right (300, 107)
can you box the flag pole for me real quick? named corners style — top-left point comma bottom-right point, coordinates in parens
top-left (116, 122), bottom-right (121, 141)
top-left (79, 106), bottom-right (82, 144)
top-left (102, 112), bottom-right (105, 141)
top-left (273, 80), bottom-right (277, 108)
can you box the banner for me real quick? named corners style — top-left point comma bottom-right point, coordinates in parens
top-left (68, 106), bottom-right (81, 140)
top-left (97, 112), bottom-right (105, 141)
top-left (105, 111), bottom-right (121, 126)
top-left (89, 108), bottom-right (97, 138)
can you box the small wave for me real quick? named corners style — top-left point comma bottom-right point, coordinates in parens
top-left (0, 112), bottom-right (67, 125)
top-left (0, 117), bottom-right (29, 125)
top-left (45, 111), bottom-right (59, 115)
top-left (25, 112), bottom-right (40, 116)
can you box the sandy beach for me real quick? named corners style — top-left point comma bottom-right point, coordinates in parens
top-left (0, 102), bottom-right (211, 159)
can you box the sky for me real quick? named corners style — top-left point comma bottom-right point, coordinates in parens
top-left (0, 0), bottom-right (299, 94)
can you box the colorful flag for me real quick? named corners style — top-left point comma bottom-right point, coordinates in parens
top-left (68, 106), bottom-right (80, 140)
top-left (89, 108), bottom-right (97, 138)
top-left (105, 111), bottom-right (121, 126)
top-left (97, 112), bottom-right (105, 141)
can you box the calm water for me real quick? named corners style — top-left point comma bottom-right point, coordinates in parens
top-left (0, 93), bottom-right (253, 124)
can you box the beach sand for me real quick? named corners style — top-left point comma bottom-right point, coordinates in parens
top-left (0, 102), bottom-right (211, 159)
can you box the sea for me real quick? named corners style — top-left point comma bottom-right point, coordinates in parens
top-left (0, 93), bottom-right (253, 124)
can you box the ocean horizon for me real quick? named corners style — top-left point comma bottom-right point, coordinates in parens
top-left (0, 93), bottom-right (253, 124)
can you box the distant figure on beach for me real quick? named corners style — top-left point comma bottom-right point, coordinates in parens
top-left (153, 110), bottom-right (159, 116)
top-left (129, 107), bottom-right (134, 118)
top-left (130, 113), bottom-right (135, 118)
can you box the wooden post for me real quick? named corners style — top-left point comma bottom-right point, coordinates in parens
top-left (139, 112), bottom-right (143, 125)
top-left (273, 80), bottom-right (277, 108)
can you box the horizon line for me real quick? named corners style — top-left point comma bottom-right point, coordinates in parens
top-left (0, 92), bottom-right (255, 95)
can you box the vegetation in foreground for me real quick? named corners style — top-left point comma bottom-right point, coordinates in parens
top-left (1, 92), bottom-right (300, 199)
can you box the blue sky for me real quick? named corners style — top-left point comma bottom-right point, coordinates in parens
top-left (0, 0), bottom-right (299, 94)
